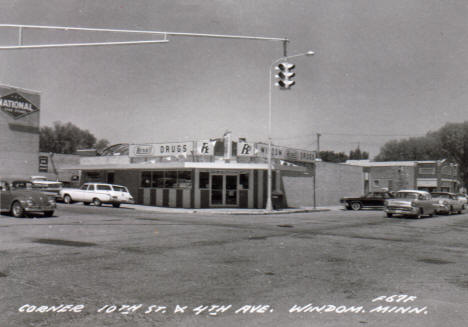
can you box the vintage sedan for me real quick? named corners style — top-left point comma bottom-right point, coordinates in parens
top-left (431, 192), bottom-right (464, 215)
top-left (384, 190), bottom-right (436, 218)
top-left (340, 191), bottom-right (394, 210)
top-left (0, 179), bottom-right (56, 217)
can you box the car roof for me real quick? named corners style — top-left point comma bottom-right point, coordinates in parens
top-left (0, 178), bottom-right (32, 183)
top-left (84, 183), bottom-right (126, 188)
top-left (397, 190), bottom-right (430, 194)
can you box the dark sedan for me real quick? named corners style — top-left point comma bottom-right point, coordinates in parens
top-left (340, 191), bottom-right (394, 211)
top-left (0, 180), bottom-right (56, 217)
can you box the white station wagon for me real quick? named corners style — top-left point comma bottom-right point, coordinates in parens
top-left (60, 183), bottom-right (135, 207)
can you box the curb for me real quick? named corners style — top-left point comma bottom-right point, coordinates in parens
top-left (122, 204), bottom-right (331, 215)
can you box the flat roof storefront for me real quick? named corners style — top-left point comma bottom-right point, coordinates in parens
top-left (65, 132), bottom-right (315, 209)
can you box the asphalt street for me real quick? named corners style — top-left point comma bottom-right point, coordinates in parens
top-left (1, 204), bottom-right (468, 327)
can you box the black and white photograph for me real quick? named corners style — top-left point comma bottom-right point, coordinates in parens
top-left (1, 1), bottom-right (468, 326)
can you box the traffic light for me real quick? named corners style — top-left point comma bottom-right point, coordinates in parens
top-left (275, 62), bottom-right (296, 89)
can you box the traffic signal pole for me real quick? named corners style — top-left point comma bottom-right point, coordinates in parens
top-left (266, 51), bottom-right (314, 211)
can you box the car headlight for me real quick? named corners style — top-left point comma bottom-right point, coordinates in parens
top-left (48, 197), bottom-right (56, 205)
top-left (26, 199), bottom-right (34, 206)
top-left (411, 201), bottom-right (416, 207)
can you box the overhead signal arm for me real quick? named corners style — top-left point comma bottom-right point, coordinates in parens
top-left (0, 24), bottom-right (287, 50)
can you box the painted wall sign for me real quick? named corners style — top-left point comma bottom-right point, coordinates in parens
top-left (255, 143), bottom-right (315, 163)
top-left (0, 92), bottom-right (39, 119)
top-left (237, 142), bottom-right (255, 157)
top-left (196, 140), bottom-right (215, 156)
top-left (38, 156), bottom-right (48, 173)
top-left (130, 142), bottom-right (194, 158)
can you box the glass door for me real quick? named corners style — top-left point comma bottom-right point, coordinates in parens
top-left (211, 175), bottom-right (223, 205)
top-left (210, 174), bottom-right (238, 207)
top-left (225, 175), bottom-right (238, 205)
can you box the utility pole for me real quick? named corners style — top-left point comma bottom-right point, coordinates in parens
top-left (316, 133), bottom-right (321, 158)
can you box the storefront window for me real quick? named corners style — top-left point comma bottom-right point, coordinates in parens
top-left (240, 173), bottom-right (249, 190)
top-left (141, 171), bottom-right (151, 188)
top-left (165, 171), bottom-right (177, 188)
top-left (177, 170), bottom-right (192, 188)
top-left (152, 171), bottom-right (164, 187)
top-left (199, 172), bottom-right (209, 189)
top-left (141, 170), bottom-right (193, 189)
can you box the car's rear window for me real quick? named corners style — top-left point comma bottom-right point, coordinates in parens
top-left (112, 186), bottom-right (128, 192)
top-left (97, 185), bottom-right (112, 191)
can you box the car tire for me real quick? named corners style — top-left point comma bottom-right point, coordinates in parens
top-left (415, 209), bottom-right (423, 219)
top-left (43, 211), bottom-right (54, 217)
top-left (93, 198), bottom-right (102, 206)
top-left (112, 203), bottom-right (121, 208)
top-left (351, 202), bottom-right (362, 211)
top-left (63, 194), bottom-right (72, 204)
top-left (11, 201), bottom-right (25, 218)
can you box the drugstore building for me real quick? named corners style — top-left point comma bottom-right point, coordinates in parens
top-left (67, 132), bottom-right (364, 209)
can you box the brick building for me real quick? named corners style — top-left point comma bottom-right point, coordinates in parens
top-left (345, 160), bottom-right (460, 193)
top-left (0, 84), bottom-right (40, 178)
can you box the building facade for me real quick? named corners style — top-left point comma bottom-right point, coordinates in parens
top-left (0, 84), bottom-right (41, 178)
top-left (346, 160), bottom-right (460, 193)
top-left (64, 133), bottom-right (363, 209)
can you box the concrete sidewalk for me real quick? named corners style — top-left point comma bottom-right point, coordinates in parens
top-left (121, 203), bottom-right (343, 215)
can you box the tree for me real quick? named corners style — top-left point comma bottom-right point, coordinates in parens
top-left (95, 139), bottom-right (110, 154)
top-left (349, 146), bottom-right (369, 160)
top-left (39, 121), bottom-right (109, 154)
top-left (319, 151), bottom-right (349, 163)
top-left (375, 121), bottom-right (468, 188)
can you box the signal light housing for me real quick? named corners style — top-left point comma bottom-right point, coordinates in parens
top-left (275, 62), bottom-right (296, 89)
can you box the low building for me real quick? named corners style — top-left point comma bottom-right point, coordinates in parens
top-left (345, 159), bottom-right (460, 193)
top-left (37, 152), bottom-right (81, 187)
top-left (62, 133), bottom-right (363, 209)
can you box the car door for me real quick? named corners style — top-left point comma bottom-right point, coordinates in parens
top-left (84, 184), bottom-right (96, 202)
top-left (0, 181), bottom-right (10, 211)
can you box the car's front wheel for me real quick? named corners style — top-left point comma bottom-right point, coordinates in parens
top-left (43, 211), bottom-right (54, 217)
top-left (93, 198), bottom-right (102, 206)
top-left (63, 194), bottom-right (72, 204)
top-left (11, 201), bottom-right (24, 218)
top-left (351, 202), bottom-right (362, 211)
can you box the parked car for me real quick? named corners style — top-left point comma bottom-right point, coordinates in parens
top-left (30, 175), bottom-right (63, 198)
top-left (431, 192), bottom-right (464, 215)
top-left (0, 179), bottom-right (56, 217)
top-left (59, 183), bottom-right (135, 207)
top-left (340, 191), bottom-right (394, 210)
top-left (384, 190), bottom-right (436, 218)
top-left (455, 193), bottom-right (467, 208)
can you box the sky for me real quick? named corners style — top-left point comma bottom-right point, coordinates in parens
top-left (0, 0), bottom-right (467, 158)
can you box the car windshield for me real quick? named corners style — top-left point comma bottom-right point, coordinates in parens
top-left (396, 192), bottom-right (419, 199)
top-left (12, 181), bottom-right (33, 189)
top-left (432, 194), bottom-right (449, 199)
top-left (113, 186), bottom-right (128, 192)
